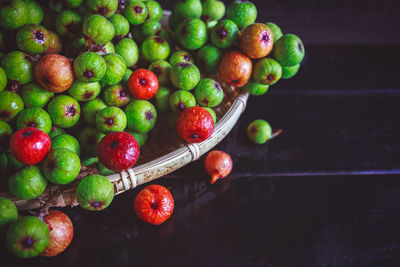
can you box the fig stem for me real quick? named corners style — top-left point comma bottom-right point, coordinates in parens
top-left (271, 129), bottom-right (283, 139)
top-left (210, 171), bottom-right (222, 184)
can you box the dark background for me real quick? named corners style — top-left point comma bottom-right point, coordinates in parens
top-left (3, 0), bottom-right (400, 266)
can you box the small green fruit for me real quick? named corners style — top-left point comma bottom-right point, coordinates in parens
top-left (170, 62), bottom-right (200, 91)
top-left (273, 34), bottom-right (305, 66)
top-left (20, 82), bottom-right (54, 108)
top-left (0, 0), bottom-right (28, 30)
top-left (282, 64), bottom-right (300, 79)
top-left (82, 98), bottom-right (107, 125)
top-left (174, 0), bottom-right (202, 20)
top-left (242, 79), bottom-right (269, 96)
top-left (0, 197), bottom-right (17, 229)
top-left (253, 58), bottom-right (282, 86)
top-left (265, 22), bottom-right (283, 44)
top-left (96, 106), bottom-right (127, 132)
top-left (227, 0), bottom-right (257, 30)
top-left (48, 95), bottom-right (81, 128)
top-left (124, 1), bottom-right (148, 25)
top-left (104, 84), bottom-right (131, 107)
top-left (6, 216), bottom-right (49, 258)
top-left (145, 0), bottom-right (163, 21)
top-left (176, 18), bottom-right (208, 50)
top-left (83, 14), bottom-right (115, 45)
top-left (64, 0), bottom-right (84, 8)
top-left (87, 0), bottom-right (118, 18)
top-left (154, 86), bottom-right (171, 113)
top-left (9, 166), bottom-right (47, 200)
top-left (74, 52), bottom-right (107, 82)
top-left (247, 119), bottom-right (272, 144)
top-left (1, 51), bottom-right (34, 85)
top-left (210, 19), bottom-right (239, 49)
top-left (148, 60), bottom-right (171, 86)
top-left (204, 107), bottom-right (217, 124)
top-left (101, 53), bottom-right (127, 86)
top-left (68, 81), bottom-right (101, 101)
top-left (115, 38), bottom-right (139, 67)
top-left (16, 107), bottom-right (52, 134)
top-left (76, 174), bottom-right (114, 211)
top-left (0, 91), bottom-right (24, 122)
top-left (194, 78), bottom-right (224, 107)
top-left (16, 24), bottom-right (50, 55)
top-left (109, 14), bottom-right (130, 38)
top-left (142, 19), bottom-right (161, 37)
top-left (78, 127), bottom-right (105, 156)
top-left (125, 100), bottom-right (157, 133)
top-left (202, 0), bottom-right (225, 22)
top-left (55, 10), bottom-right (82, 37)
top-left (169, 90), bottom-right (196, 112)
top-left (52, 134), bottom-right (80, 155)
top-left (25, 0), bottom-right (44, 24)
top-left (142, 36), bottom-right (170, 62)
top-left (169, 50), bottom-right (194, 66)
top-left (42, 149), bottom-right (81, 185)
top-left (121, 68), bottom-right (133, 84)
top-left (197, 44), bottom-right (223, 74)
top-left (48, 126), bottom-right (65, 139)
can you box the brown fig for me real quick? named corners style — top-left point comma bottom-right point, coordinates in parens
top-left (218, 50), bottom-right (252, 87)
top-left (239, 23), bottom-right (274, 59)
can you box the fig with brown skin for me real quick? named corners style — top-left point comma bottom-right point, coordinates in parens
top-left (239, 23), bottom-right (274, 59)
top-left (35, 54), bottom-right (74, 93)
top-left (218, 50), bottom-right (252, 87)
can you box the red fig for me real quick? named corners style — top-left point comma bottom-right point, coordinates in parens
top-left (218, 50), bottom-right (252, 87)
top-left (177, 106), bottom-right (214, 143)
top-left (205, 150), bottom-right (233, 184)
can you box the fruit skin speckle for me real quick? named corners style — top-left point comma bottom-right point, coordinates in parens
top-left (177, 106), bottom-right (214, 143)
top-left (134, 184), bottom-right (174, 225)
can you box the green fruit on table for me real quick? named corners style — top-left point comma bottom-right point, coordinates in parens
top-left (197, 44), bottom-right (223, 74)
top-left (0, 91), bottom-right (24, 122)
top-left (142, 36), bottom-right (170, 62)
top-left (0, 197), bottom-right (18, 229)
top-left (83, 14), bottom-right (115, 45)
top-left (48, 95), bottom-right (81, 128)
top-left (0, 66), bottom-right (7, 92)
top-left (16, 24), bottom-right (50, 55)
top-left (42, 149), bottom-right (81, 185)
top-left (115, 38), bottom-right (139, 67)
top-left (83, 98), bottom-right (107, 125)
top-left (16, 107), bottom-right (52, 134)
top-left (145, 0), bottom-right (163, 21)
top-left (125, 100), bottom-right (157, 133)
top-left (204, 107), bottom-right (217, 124)
top-left (194, 78), bottom-right (224, 108)
top-left (227, 0), bottom-right (257, 30)
top-left (169, 90), bottom-right (196, 112)
top-left (20, 82), bottom-right (54, 108)
top-left (96, 106), bottom-right (127, 132)
top-left (170, 62), bottom-right (200, 91)
top-left (273, 34), bottom-right (305, 66)
top-left (104, 84), bottom-right (131, 107)
top-left (9, 166), bottom-right (47, 200)
top-left (148, 60), bottom-right (172, 86)
top-left (74, 52), bottom-right (107, 82)
top-left (0, 0), bottom-right (28, 30)
top-left (169, 50), bottom-right (194, 66)
top-left (242, 79), bottom-right (269, 96)
top-left (202, 0), bottom-right (225, 22)
top-left (78, 127), bottom-right (105, 156)
top-left (101, 53), bottom-right (127, 86)
top-left (1, 51), bottom-right (34, 85)
top-left (124, 0), bottom-right (148, 25)
top-left (266, 22), bottom-right (283, 44)
top-left (6, 216), bottom-right (49, 258)
top-left (7, 151), bottom-right (25, 170)
top-left (55, 10), bottom-right (82, 37)
top-left (109, 14), bottom-right (130, 39)
top-left (48, 126), bottom-right (65, 139)
top-left (25, 0), bottom-right (44, 24)
top-left (154, 86), bottom-right (171, 113)
top-left (247, 119), bottom-right (273, 144)
top-left (210, 19), bottom-right (239, 49)
top-left (87, 0), bottom-right (118, 18)
top-left (76, 174), bottom-right (114, 211)
top-left (52, 134), bottom-right (80, 155)
top-left (142, 19), bottom-right (161, 37)
top-left (282, 64), bottom-right (301, 79)
top-left (176, 18), bottom-right (208, 50)
top-left (125, 129), bottom-right (148, 147)
top-left (68, 81), bottom-right (101, 102)
top-left (253, 58), bottom-right (282, 86)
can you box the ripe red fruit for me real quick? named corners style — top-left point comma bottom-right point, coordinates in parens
top-left (218, 50), bottom-right (252, 87)
top-left (134, 184), bottom-right (174, 225)
top-left (239, 23), bottom-right (274, 59)
top-left (128, 69), bottom-right (159, 100)
top-left (97, 131), bottom-right (140, 172)
top-left (205, 150), bottom-right (233, 184)
top-left (34, 54), bottom-right (74, 93)
top-left (177, 106), bottom-right (214, 143)
top-left (10, 127), bottom-right (51, 165)
top-left (41, 210), bottom-right (74, 257)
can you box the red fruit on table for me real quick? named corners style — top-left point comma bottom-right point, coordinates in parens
top-left (218, 50), bottom-right (252, 87)
top-left (34, 54), bottom-right (74, 93)
top-left (177, 106), bottom-right (214, 143)
top-left (239, 23), bottom-right (274, 59)
top-left (41, 210), bottom-right (74, 257)
top-left (128, 69), bottom-right (159, 100)
top-left (9, 127), bottom-right (51, 165)
top-left (205, 150), bottom-right (233, 184)
top-left (97, 131), bottom-right (140, 172)
top-left (134, 184), bottom-right (174, 225)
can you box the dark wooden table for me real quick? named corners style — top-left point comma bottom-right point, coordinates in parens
top-left (3, 0), bottom-right (400, 266)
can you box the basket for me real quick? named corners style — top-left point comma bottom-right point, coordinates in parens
top-left (0, 11), bottom-right (249, 211)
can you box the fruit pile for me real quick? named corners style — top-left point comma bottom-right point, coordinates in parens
top-left (0, 0), bottom-right (305, 259)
